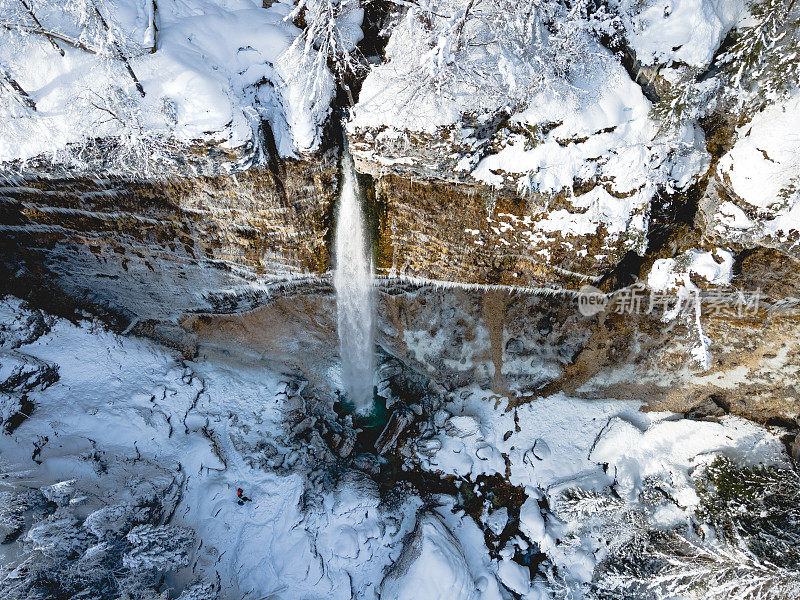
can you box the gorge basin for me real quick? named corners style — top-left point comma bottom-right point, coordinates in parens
top-left (0, 2), bottom-right (798, 598)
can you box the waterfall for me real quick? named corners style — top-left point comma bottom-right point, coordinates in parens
top-left (334, 149), bottom-right (375, 413)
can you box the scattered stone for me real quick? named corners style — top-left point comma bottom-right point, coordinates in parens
top-left (416, 438), bottom-right (443, 458)
top-left (445, 416), bottom-right (480, 438)
top-left (483, 506), bottom-right (508, 536)
top-left (505, 338), bottom-right (523, 354)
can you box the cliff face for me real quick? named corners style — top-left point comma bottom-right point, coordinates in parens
top-left (349, 110), bottom-right (655, 291)
top-left (180, 265), bottom-right (799, 426)
top-left (0, 0), bottom-right (798, 429)
top-left (2, 120), bottom-right (798, 423)
top-left (0, 152), bottom-right (338, 329)
top-left (364, 168), bottom-right (625, 290)
top-left (548, 248), bottom-right (800, 424)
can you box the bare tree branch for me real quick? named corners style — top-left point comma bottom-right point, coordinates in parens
top-left (0, 22), bottom-right (96, 53)
top-left (17, 0), bottom-right (64, 56)
top-left (0, 68), bottom-right (37, 111)
top-left (89, 0), bottom-right (146, 97)
top-left (454, 0), bottom-right (477, 51)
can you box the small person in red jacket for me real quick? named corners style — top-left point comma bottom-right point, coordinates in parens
top-left (237, 488), bottom-right (251, 505)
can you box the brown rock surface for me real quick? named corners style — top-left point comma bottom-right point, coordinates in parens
top-left (0, 153), bottom-right (338, 322)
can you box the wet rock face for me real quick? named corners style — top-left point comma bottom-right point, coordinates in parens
top-left (0, 154), bottom-right (338, 323)
top-left (378, 286), bottom-right (591, 397)
top-left (183, 294), bottom-right (339, 395)
top-left (547, 249), bottom-right (800, 424)
top-left (181, 274), bottom-right (800, 425)
top-left (0, 113), bottom-right (796, 428)
top-left (183, 286), bottom-right (592, 399)
top-left (548, 310), bottom-right (800, 424)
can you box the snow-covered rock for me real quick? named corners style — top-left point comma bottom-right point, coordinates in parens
top-left (496, 557), bottom-right (529, 596)
top-left (348, 0), bottom-right (709, 290)
top-left (589, 414), bottom-right (787, 504)
top-left (613, 0), bottom-right (747, 68)
top-left (518, 496), bottom-right (546, 543)
top-left (703, 91), bottom-right (800, 256)
top-left (380, 512), bottom-right (477, 600)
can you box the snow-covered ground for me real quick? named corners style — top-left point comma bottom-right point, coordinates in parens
top-left (0, 296), bottom-right (418, 599)
top-left (612, 0), bottom-right (747, 68)
top-left (715, 90), bottom-right (800, 245)
top-left (0, 0), bottom-right (339, 167)
top-left (0, 294), bottom-right (792, 599)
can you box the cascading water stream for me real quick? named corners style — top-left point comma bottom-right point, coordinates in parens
top-left (333, 149), bottom-right (375, 414)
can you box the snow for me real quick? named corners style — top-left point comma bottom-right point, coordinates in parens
top-left (411, 384), bottom-right (785, 587)
top-left (716, 200), bottom-right (755, 230)
top-left (613, 0), bottom-right (748, 67)
top-left (415, 391), bottom-right (637, 489)
top-left (589, 414), bottom-right (786, 506)
top-left (467, 80), bottom-right (705, 243)
top-left (518, 496), bottom-right (545, 543)
top-left (348, 6), bottom-right (463, 135)
top-left (415, 387), bottom-right (784, 499)
top-left (0, 0), bottom-right (337, 166)
top-left (482, 506), bottom-right (507, 536)
top-left (0, 295), bottom-right (790, 598)
top-left (717, 91), bottom-right (800, 242)
top-left (688, 248), bottom-right (734, 285)
top-left (0, 297), bottom-right (417, 600)
top-left (431, 500), bottom-right (509, 600)
top-left (497, 556), bottom-right (529, 595)
top-left (380, 512), bottom-right (477, 600)
top-left (647, 247), bottom-right (733, 291)
top-left (471, 68), bottom-right (654, 193)
top-left (349, 1), bottom-right (708, 246)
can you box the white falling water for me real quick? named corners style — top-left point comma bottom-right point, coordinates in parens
top-left (334, 150), bottom-right (375, 413)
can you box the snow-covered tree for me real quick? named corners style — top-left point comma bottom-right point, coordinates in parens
top-left (719, 0), bottom-right (800, 111)
top-left (651, 0), bottom-right (800, 127)
top-left (288, 0), bottom-right (366, 94)
top-left (124, 524), bottom-right (195, 571)
top-left (0, 465), bottom-right (205, 600)
top-left (650, 66), bottom-right (720, 131)
top-left (176, 581), bottom-right (220, 600)
top-left (647, 534), bottom-right (800, 600)
top-left (374, 0), bottom-right (619, 121)
top-left (276, 0), bottom-right (364, 150)
top-left (695, 456), bottom-right (800, 567)
top-left (588, 458), bottom-right (800, 600)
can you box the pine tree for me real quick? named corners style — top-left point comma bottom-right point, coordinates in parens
top-left (719, 0), bottom-right (800, 111)
top-left (123, 524), bottom-right (195, 571)
top-left (588, 458), bottom-right (800, 599)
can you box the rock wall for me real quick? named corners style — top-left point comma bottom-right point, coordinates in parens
top-left (366, 170), bottom-right (619, 290)
top-left (182, 273), bottom-right (800, 426)
top-left (0, 151), bottom-right (339, 326)
top-left (353, 132), bottom-right (641, 292)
